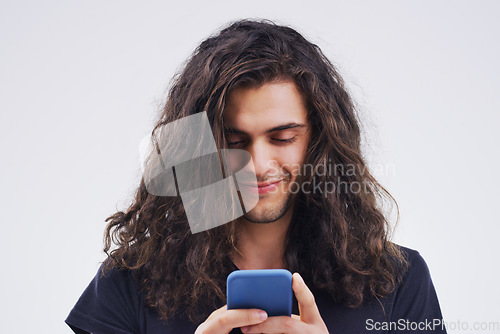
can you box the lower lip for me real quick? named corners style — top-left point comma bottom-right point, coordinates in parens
top-left (257, 180), bottom-right (282, 194)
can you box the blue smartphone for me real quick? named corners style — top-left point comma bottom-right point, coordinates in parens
top-left (227, 269), bottom-right (293, 317)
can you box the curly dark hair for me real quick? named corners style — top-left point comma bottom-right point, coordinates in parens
top-left (103, 19), bottom-right (409, 323)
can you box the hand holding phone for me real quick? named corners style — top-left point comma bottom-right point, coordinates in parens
top-left (196, 271), bottom-right (328, 334)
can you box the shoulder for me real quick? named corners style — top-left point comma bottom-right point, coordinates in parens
top-left (389, 244), bottom-right (445, 327)
top-left (96, 261), bottom-right (142, 296)
top-left (65, 261), bottom-right (144, 334)
top-left (398, 245), bottom-right (429, 271)
top-left (81, 260), bottom-right (144, 308)
top-left (396, 245), bottom-right (433, 289)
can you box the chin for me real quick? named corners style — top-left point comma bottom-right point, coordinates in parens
top-left (243, 195), bottom-right (293, 224)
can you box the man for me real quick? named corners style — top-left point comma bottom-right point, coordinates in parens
top-left (66, 19), bottom-right (446, 334)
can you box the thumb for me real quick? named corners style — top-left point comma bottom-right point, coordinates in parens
top-left (292, 272), bottom-right (322, 324)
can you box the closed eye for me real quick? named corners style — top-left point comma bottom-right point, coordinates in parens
top-left (228, 137), bottom-right (297, 147)
top-left (272, 137), bottom-right (297, 144)
top-left (228, 140), bottom-right (245, 146)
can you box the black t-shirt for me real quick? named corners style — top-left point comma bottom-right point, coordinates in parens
top-left (65, 246), bottom-right (446, 333)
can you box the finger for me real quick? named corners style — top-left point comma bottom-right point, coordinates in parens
top-left (205, 304), bottom-right (227, 321)
top-left (241, 316), bottom-right (308, 334)
top-left (292, 272), bottom-right (322, 324)
top-left (201, 308), bottom-right (268, 334)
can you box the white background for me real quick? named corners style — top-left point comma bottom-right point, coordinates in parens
top-left (1, 1), bottom-right (499, 333)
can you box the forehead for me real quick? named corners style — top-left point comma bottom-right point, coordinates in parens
top-left (224, 81), bottom-right (308, 132)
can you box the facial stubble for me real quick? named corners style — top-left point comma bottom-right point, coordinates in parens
top-left (242, 186), bottom-right (295, 224)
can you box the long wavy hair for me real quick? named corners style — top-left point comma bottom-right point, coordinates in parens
top-left (103, 19), bottom-right (409, 322)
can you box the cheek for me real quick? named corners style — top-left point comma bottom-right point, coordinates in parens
top-left (278, 142), bottom-right (309, 177)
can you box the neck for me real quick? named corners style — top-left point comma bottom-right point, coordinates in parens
top-left (231, 207), bottom-right (293, 270)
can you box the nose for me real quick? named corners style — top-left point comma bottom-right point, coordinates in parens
top-left (247, 140), bottom-right (277, 179)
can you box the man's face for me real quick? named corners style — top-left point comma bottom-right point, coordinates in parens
top-left (224, 80), bottom-right (310, 224)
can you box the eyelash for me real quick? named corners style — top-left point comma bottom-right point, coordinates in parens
top-left (272, 137), bottom-right (297, 144)
top-left (227, 137), bottom-right (297, 146)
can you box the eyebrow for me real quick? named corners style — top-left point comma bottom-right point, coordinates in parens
top-left (225, 122), bottom-right (306, 135)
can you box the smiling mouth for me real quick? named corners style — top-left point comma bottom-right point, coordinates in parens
top-left (256, 179), bottom-right (283, 194)
top-left (257, 179), bottom-right (282, 187)
top-left (238, 178), bottom-right (286, 195)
